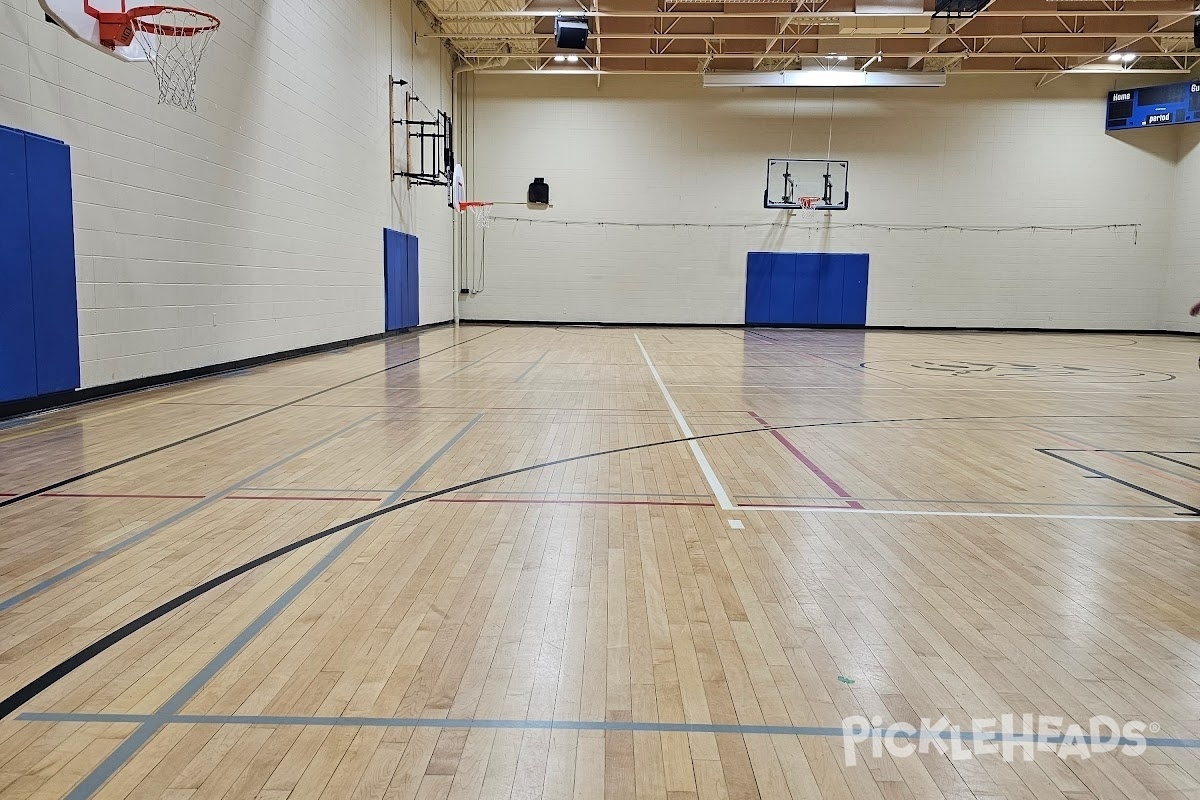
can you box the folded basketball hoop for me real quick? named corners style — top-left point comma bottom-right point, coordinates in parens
top-left (90, 3), bottom-right (220, 111)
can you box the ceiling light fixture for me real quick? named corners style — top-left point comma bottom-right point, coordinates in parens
top-left (566, 54), bottom-right (579, 62)
top-left (553, 55), bottom-right (566, 62)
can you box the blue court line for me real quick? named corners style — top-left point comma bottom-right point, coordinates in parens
top-left (17, 712), bottom-right (1200, 749)
top-left (0, 414), bottom-right (376, 613)
top-left (63, 415), bottom-right (483, 800)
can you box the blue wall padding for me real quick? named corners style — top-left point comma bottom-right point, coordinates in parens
top-left (744, 255), bottom-right (772, 325)
top-left (792, 260), bottom-right (821, 324)
top-left (767, 255), bottom-right (796, 324)
top-left (26, 133), bottom-right (80, 395)
top-left (0, 126), bottom-right (39, 402)
top-left (745, 252), bottom-right (869, 326)
top-left (384, 228), bottom-right (419, 331)
top-left (384, 229), bottom-right (402, 331)
top-left (841, 256), bottom-right (869, 325)
top-left (0, 124), bottom-right (80, 403)
top-left (405, 233), bottom-right (419, 329)
top-left (816, 255), bottom-right (846, 324)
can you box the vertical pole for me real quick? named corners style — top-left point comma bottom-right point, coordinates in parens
top-left (388, 76), bottom-right (395, 183)
top-left (405, 92), bottom-right (413, 189)
top-left (452, 71), bottom-right (460, 326)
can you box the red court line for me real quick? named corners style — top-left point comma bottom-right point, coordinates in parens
top-left (0, 492), bottom-right (206, 500)
top-left (747, 411), bottom-right (864, 509)
top-left (0, 491), bottom-right (845, 511)
top-left (430, 498), bottom-right (714, 507)
top-left (0, 492), bottom-right (381, 502)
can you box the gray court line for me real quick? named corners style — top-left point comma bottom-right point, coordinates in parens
top-left (18, 712), bottom-right (1200, 749)
top-left (436, 348), bottom-right (503, 382)
top-left (62, 414), bottom-right (483, 800)
top-left (237, 487), bottom-right (389, 494)
top-left (513, 352), bottom-right (547, 382)
top-left (242, 488), bottom-right (713, 500)
top-left (736, 494), bottom-right (1171, 510)
top-left (0, 414), bottom-right (376, 614)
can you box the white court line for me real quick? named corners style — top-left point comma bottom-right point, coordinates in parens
top-left (635, 334), bottom-right (735, 510)
top-left (733, 506), bottom-right (1197, 522)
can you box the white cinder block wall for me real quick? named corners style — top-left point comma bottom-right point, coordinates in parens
top-left (460, 75), bottom-right (1185, 330)
top-left (1164, 126), bottom-right (1200, 333)
top-left (0, 0), bottom-right (455, 387)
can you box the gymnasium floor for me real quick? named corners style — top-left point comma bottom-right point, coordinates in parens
top-left (0, 323), bottom-right (1198, 799)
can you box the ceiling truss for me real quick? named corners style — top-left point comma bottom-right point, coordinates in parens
top-left (423, 0), bottom-right (1200, 79)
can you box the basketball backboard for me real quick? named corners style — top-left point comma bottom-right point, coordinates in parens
top-left (764, 158), bottom-right (850, 210)
top-left (40, 1), bottom-right (151, 61)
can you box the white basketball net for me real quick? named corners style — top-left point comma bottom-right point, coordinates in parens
top-left (130, 8), bottom-right (220, 112)
top-left (798, 196), bottom-right (821, 222)
top-left (466, 203), bottom-right (494, 229)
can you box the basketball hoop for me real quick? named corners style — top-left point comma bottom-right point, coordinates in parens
top-left (123, 6), bottom-right (220, 111)
top-left (797, 196), bottom-right (821, 222)
top-left (458, 201), bottom-right (494, 229)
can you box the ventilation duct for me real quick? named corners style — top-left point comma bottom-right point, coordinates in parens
top-left (703, 70), bottom-right (947, 88)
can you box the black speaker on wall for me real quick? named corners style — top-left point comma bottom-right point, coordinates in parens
top-left (528, 178), bottom-right (550, 205)
top-left (555, 15), bottom-right (589, 50)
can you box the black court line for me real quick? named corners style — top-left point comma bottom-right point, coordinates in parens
top-left (1146, 452), bottom-right (1200, 473)
top-left (0, 327), bottom-right (504, 512)
top-left (1040, 449), bottom-right (1200, 474)
top-left (1037, 449), bottom-right (1200, 516)
top-left (2, 412), bottom-right (1195, 721)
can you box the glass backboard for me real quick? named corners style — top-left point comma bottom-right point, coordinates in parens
top-left (764, 159), bottom-right (849, 210)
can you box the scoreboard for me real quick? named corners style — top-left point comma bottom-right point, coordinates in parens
top-left (1106, 80), bottom-right (1200, 131)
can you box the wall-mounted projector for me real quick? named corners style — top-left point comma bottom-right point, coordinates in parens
top-left (554, 15), bottom-right (589, 50)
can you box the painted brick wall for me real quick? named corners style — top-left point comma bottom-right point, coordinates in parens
top-left (1164, 126), bottom-right (1200, 334)
top-left (460, 74), bottom-right (1181, 330)
top-left (0, 0), bottom-right (454, 387)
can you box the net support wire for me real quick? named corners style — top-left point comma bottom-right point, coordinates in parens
top-left (481, 216), bottom-right (1140, 240)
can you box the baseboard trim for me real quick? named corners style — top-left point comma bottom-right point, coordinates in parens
top-left (463, 318), bottom-right (1198, 337)
top-left (0, 322), bottom-right (450, 423)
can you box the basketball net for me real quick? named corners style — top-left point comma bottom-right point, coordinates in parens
top-left (798, 196), bottom-right (821, 222)
top-left (452, 165), bottom-right (493, 229)
top-left (460, 201), bottom-right (494, 229)
top-left (129, 7), bottom-right (220, 112)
